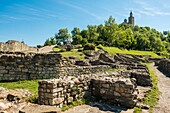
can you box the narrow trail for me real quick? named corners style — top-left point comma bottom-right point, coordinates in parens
top-left (152, 64), bottom-right (170, 113)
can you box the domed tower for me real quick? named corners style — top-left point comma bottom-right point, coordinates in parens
top-left (128, 11), bottom-right (134, 26)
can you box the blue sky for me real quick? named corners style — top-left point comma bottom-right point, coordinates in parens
top-left (0, 0), bottom-right (170, 46)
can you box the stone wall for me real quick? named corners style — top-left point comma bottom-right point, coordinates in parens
top-left (0, 52), bottom-right (111, 81)
top-left (38, 73), bottom-right (138, 108)
top-left (0, 40), bottom-right (37, 52)
top-left (158, 59), bottom-right (170, 73)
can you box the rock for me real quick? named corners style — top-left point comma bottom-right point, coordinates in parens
top-left (7, 94), bottom-right (20, 102)
top-left (19, 104), bottom-right (61, 113)
top-left (53, 98), bottom-right (64, 105)
top-left (0, 102), bottom-right (9, 110)
top-left (75, 60), bottom-right (91, 66)
top-left (136, 103), bottom-right (150, 109)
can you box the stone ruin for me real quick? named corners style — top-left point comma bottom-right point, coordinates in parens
top-left (158, 59), bottom-right (170, 73)
top-left (0, 40), bottom-right (37, 52)
top-left (37, 50), bottom-right (152, 109)
top-left (38, 73), bottom-right (138, 108)
top-left (0, 49), bottom-right (154, 109)
top-left (0, 51), bottom-right (111, 81)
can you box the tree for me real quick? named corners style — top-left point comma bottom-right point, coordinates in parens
top-left (44, 39), bottom-right (52, 46)
top-left (80, 30), bottom-right (89, 39)
top-left (87, 25), bottom-right (99, 43)
top-left (72, 35), bottom-right (83, 44)
top-left (71, 27), bottom-right (81, 37)
top-left (71, 27), bottom-right (82, 44)
top-left (50, 37), bottom-right (56, 45)
top-left (55, 28), bottom-right (70, 44)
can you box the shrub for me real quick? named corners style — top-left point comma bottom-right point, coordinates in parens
top-left (83, 43), bottom-right (95, 50)
top-left (37, 45), bottom-right (43, 48)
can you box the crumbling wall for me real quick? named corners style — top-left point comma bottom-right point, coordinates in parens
top-left (0, 40), bottom-right (37, 52)
top-left (158, 59), bottom-right (170, 73)
top-left (0, 52), bottom-right (111, 81)
top-left (38, 74), bottom-right (138, 108)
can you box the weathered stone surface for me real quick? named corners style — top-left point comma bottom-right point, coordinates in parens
top-left (38, 73), bottom-right (138, 108)
top-left (0, 40), bottom-right (37, 52)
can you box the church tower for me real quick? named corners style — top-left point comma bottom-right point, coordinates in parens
top-left (128, 11), bottom-right (134, 26)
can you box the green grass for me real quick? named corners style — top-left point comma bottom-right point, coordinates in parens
top-left (53, 47), bottom-right (61, 52)
top-left (0, 80), bottom-right (39, 95)
top-left (134, 107), bottom-right (142, 113)
top-left (59, 49), bottom-right (84, 60)
top-left (143, 63), bottom-right (160, 112)
top-left (103, 47), bottom-right (161, 58)
top-left (53, 46), bottom-right (161, 59)
top-left (61, 98), bottom-right (89, 111)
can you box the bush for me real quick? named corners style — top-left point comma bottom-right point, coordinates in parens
top-left (37, 45), bottom-right (43, 48)
top-left (83, 43), bottom-right (95, 50)
top-left (59, 49), bottom-right (66, 52)
top-left (97, 44), bottom-right (104, 49)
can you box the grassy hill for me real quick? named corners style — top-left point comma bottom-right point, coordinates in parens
top-left (53, 46), bottom-right (161, 59)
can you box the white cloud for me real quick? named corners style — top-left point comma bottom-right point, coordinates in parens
top-left (1, 3), bottom-right (67, 22)
top-left (59, 1), bottom-right (102, 20)
top-left (132, 0), bottom-right (170, 16)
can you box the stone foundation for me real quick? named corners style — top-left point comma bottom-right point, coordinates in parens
top-left (38, 73), bottom-right (138, 108)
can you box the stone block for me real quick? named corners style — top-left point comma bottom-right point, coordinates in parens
top-left (0, 70), bottom-right (8, 74)
top-left (0, 66), bottom-right (5, 69)
top-left (53, 98), bottom-right (64, 105)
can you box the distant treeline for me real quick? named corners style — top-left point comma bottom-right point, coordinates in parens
top-left (44, 16), bottom-right (170, 53)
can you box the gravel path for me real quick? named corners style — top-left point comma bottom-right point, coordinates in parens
top-left (152, 64), bottom-right (170, 113)
top-left (38, 45), bottom-right (55, 53)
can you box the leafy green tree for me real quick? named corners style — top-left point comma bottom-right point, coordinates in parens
top-left (71, 27), bottom-right (82, 44)
top-left (80, 30), bottom-right (89, 39)
top-left (50, 37), bottom-right (56, 45)
top-left (71, 27), bottom-right (81, 37)
top-left (55, 28), bottom-right (70, 44)
top-left (87, 25), bottom-right (99, 43)
top-left (72, 35), bottom-right (83, 44)
top-left (44, 39), bottom-right (52, 46)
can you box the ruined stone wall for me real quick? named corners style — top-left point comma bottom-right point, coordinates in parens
top-left (61, 66), bottom-right (111, 76)
top-left (158, 59), bottom-right (170, 73)
top-left (0, 52), bottom-right (62, 81)
top-left (38, 73), bottom-right (138, 108)
top-left (0, 40), bottom-right (37, 52)
top-left (0, 52), bottom-right (111, 81)
top-left (38, 76), bottom-right (91, 107)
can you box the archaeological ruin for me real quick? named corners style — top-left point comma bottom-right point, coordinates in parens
top-left (0, 49), bottom-right (154, 109)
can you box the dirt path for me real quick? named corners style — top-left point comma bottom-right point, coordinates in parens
top-left (152, 64), bottom-right (170, 113)
top-left (38, 45), bottom-right (55, 53)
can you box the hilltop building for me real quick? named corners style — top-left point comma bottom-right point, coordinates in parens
top-left (123, 11), bottom-right (134, 26)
